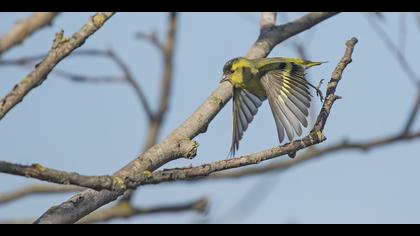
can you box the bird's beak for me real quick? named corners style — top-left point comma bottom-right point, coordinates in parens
top-left (220, 74), bottom-right (229, 83)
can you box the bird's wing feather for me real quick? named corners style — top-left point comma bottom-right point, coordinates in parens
top-left (260, 66), bottom-right (311, 143)
top-left (230, 88), bottom-right (264, 157)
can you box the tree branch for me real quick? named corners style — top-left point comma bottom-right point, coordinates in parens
top-left (0, 49), bottom-right (109, 66)
top-left (206, 130), bottom-right (420, 180)
top-left (34, 12), bottom-right (339, 224)
top-left (143, 12), bottom-right (177, 150)
top-left (0, 161), bottom-right (125, 192)
top-left (0, 184), bottom-right (83, 205)
top-left (0, 197), bottom-right (208, 224)
top-left (52, 69), bottom-right (124, 83)
top-left (403, 87), bottom-right (420, 134)
top-left (364, 13), bottom-right (420, 85)
top-left (0, 12), bottom-right (59, 55)
top-left (106, 49), bottom-right (155, 120)
top-left (77, 197), bottom-right (208, 224)
top-left (0, 12), bottom-right (114, 121)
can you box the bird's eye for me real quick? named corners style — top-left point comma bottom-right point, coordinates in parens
top-left (230, 69), bottom-right (235, 74)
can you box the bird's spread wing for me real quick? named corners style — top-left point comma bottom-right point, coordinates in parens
top-left (260, 64), bottom-right (311, 143)
top-left (229, 88), bottom-right (264, 157)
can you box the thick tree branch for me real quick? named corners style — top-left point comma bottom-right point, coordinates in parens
top-left (0, 13), bottom-right (59, 55)
top-left (34, 12), bottom-right (338, 224)
top-left (0, 12), bottom-right (114, 121)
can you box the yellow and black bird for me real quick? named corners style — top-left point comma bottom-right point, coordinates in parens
top-left (220, 57), bottom-right (324, 157)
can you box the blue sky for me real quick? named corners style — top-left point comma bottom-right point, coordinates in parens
top-left (1, 12), bottom-right (420, 223)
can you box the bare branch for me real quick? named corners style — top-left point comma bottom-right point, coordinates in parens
top-left (0, 197), bottom-right (208, 224)
top-left (0, 49), bottom-right (110, 66)
top-left (106, 49), bottom-right (154, 120)
top-left (403, 87), bottom-right (420, 134)
top-left (143, 12), bottom-right (177, 150)
top-left (77, 197), bottom-right (208, 224)
top-left (52, 69), bottom-right (124, 83)
top-left (207, 130), bottom-right (420, 180)
top-left (0, 12), bottom-right (115, 121)
top-left (0, 184), bottom-right (83, 205)
top-left (0, 161), bottom-right (125, 192)
top-left (0, 13), bottom-right (59, 55)
top-left (34, 12), bottom-right (339, 224)
top-left (135, 31), bottom-right (163, 51)
top-left (365, 13), bottom-right (419, 85)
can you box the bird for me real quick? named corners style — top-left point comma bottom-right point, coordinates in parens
top-left (220, 57), bottom-right (325, 157)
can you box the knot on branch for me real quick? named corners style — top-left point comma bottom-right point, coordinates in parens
top-left (110, 176), bottom-right (126, 192)
top-left (51, 30), bottom-right (67, 49)
top-left (177, 139), bottom-right (199, 159)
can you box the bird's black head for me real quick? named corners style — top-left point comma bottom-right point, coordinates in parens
top-left (221, 57), bottom-right (241, 83)
top-left (223, 57), bottom-right (240, 75)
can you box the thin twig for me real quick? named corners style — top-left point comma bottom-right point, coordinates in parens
top-left (0, 184), bottom-right (83, 205)
top-left (106, 49), bottom-right (154, 120)
top-left (365, 13), bottom-right (419, 85)
top-left (52, 69), bottom-right (123, 83)
top-left (143, 12), bottom-right (177, 150)
top-left (0, 49), bottom-right (109, 66)
top-left (402, 87), bottom-right (420, 134)
top-left (77, 197), bottom-right (208, 224)
top-left (135, 31), bottom-right (163, 51)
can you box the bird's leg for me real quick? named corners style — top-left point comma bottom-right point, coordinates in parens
top-left (307, 79), bottom-right (324, 102)
top-left (315, 79), bottom-right (325, 102)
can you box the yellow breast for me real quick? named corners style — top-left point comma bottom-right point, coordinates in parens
top-left (231, 72), bottom-right (266, 97)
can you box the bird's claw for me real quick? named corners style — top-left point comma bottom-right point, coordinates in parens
top-left (316, 79), bottom-right (325, 102)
